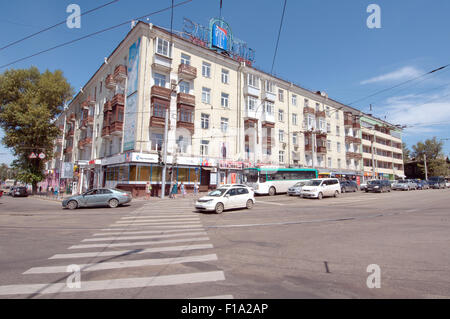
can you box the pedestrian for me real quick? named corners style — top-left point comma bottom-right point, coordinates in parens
top-left (146, 181), bottom-right (152, 200)
top-left (171, 182), bottom-right (177, 199)
top-left (50, 187), bottom-right (54, 197)
top-left (180, 182), bottom-right (186, 198)
top-left (194, 180), bottom-right (199, 195)
top-left (39, 186), bottom-right (42, 193)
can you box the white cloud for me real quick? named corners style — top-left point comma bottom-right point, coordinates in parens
top-left (360, 66), bottom-right (422, 85)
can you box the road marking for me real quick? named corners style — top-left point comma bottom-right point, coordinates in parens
top-left (108, 224), bottom-right (204, 229)
top-left (92, 228), bottom-right (205, 236)
top-left (123, 214), bottom-right (199, 219)
top-left (110, 222), bottom-right (202, 227)
top-left (69, 237), bottom-right (210, 249)
top-left (0, 271), bottom-right (225, 296)
top-left (82, 232), bottom-right (208, 242)
top-left (258, 201), bottom-right (286, 206)
top-left (49, 244), bottom-right (214, 259)
top-left (115, 220), bottom-right (200, 225)
top-left (100, 226), bottom-right (205, 231)
top-left (116, 218), bottom-right (200, 223)
top-left (24, 254), bottom-right (218, 274)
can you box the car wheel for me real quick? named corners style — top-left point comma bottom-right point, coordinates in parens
top-left (246, 199), bottom-right (254, 209)
top-left (317, 192), bottom-right (323, 200)
top-left (341, 188), bottom-right (346, 193)
top-left (268, 187), bottom-right (276, 196)
top-left (108, 198), bottom-right (119, 208)
top-left (334, 191), bottom-right (339, 198)
top-left (215, 203), bottom-right (224, 214)
top-left (365, 190), bottom-right (368, 193)
top-left (67, 200), bottom-right (78, 210)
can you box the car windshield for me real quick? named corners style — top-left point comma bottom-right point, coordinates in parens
top-left (208, 189), bottom-right (228, 197)
top-left (398, 180), bottom-right (407, 183)
top-left (368, 180), bottom-right (381, 185)
top-left (293, 182), bottom-right (306, 187)
top-left (305, 180), bottom-right (322, 186)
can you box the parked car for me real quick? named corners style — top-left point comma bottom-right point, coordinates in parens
top-left (0, 190), bottom-right (3, 198)
top-left (340, 180), bottom-right (358, 193)
top-left (10, 186), bottom-right (29, 197)
top-left (366, 180), bottom-right (391, 193)
top-left (392, 180), bottom-right (416, 191)
top-left (407, 179), bottom-right (418, 190)
top-left (446, 180), bottom-right (450, 188)
top-left (287, 181), bottom-right (307, 196)
top-left (219, 184), bottom-right (254, 194)
top-left (8, 186), bottom-right (16, 196)
top-left (195, 187), bottom-right (255, 214)
top-left (62, 188), bottom-right (132, 210)
top-left (428, 176), bottom-right (446, 189)
top-left (414, 180), bottom-right (429, 190)
top-left (359, 183), bottom-right (367, 191)
top-left (300, 178), bottom-right (341, 200)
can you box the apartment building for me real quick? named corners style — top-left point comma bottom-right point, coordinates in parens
top-left (44, 20), bottom-right (404, 195)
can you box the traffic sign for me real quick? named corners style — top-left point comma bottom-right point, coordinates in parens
top-left (29, 152), bottom-right (37, 159)
top-left (39, 153), bottom-right (46, 159)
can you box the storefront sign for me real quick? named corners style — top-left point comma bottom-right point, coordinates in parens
top-left (219, 161), bottom-right (244, 170)
top-left (61, 162), bottom-right (74, 179)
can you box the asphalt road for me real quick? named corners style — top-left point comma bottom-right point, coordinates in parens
top-left (0, 188), bottom-right (449, 299)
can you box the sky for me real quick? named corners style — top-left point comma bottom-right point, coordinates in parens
top-left (1, 0), bottom-right (449, 165)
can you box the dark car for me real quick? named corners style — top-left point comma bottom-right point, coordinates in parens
top-left (428, 176), bottom-right (446, 189)
top-left (11, 186), bottom-right (29, 197)
top-left (340, 180), bottom-right (358, 193)
top-left (366, 180), bottom-right (391, 193)
top-left (62, 188), bottom-right (132, 210)
top-left (415, 180), bottom-right (429, 190)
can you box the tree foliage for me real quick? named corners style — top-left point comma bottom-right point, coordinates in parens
top-left (402, 143), bottom-right (410, 162)
top-left (0, 67), bottom-right (73, 193)
top-left (411, 137), bottom-right (447, 177)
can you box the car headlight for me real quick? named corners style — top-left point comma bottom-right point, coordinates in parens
top-left (374, 186), bottom-right (379, 188)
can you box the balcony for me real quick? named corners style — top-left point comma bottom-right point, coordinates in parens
top-left (81, 116), bottom-right (94, 129)
top-left (66, 129), bottom-right (74, 137)
top-left (104, 101), bottom-right (112, 112)
top-left (113, 65), bottom-right (127, 81)
top-left (316, 110), bottom-right (326, 118)
top-left (153, 54), bottom-right (172, 73)
top-left (69, 114), bottom-right (76, 122)
top-left (346, 152), bottom-right (362, 160)
top-left (177, 92), bottom-right (195, 106)
top-left (353, 122), bottom-right (361, 129)
top-left (178, 63), bottom-right (197, 80)
top-left (105, 74), bottom-right (116, 90)
top-left (151, 85), bottom-right (172, 100)
top-left (262, 91), bottom-right (276, 102)
top-left (261, 112), bottom-right (275, 124)
top-left (317, 146), bottom-right (327, 154)
top-left (244, 85), bottom-right (260, 97)
top-left (305, 144), bottom-right (312, 152)
top-left (111, 93), bottom-right (125, 107)
top-left (150, 116), bottom-right (166, 128)
top-left (110, 121), bottom-right (123, 136)
top-left (101, 126), bottom-right (111, 138)
top-left (303, 107), bottom-right (315, 115)
top-left (79, 137), bottom-right (92, 149)
top-left (64, 146), bottom-right (73, 154)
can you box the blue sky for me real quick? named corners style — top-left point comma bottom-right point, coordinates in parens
top-left (1, 0), bottom-right (449, 164)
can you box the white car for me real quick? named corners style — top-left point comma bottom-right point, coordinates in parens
top-left (195, 187), bottom-right (255, 214)
top-left (300, 178), bottom-right (341, 199)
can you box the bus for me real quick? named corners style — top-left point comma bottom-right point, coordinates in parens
top-left (243, 168), bottom-right (318, 195)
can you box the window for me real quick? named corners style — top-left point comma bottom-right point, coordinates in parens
top-left (278, 109), bottom-right (284, 122)
top-left (200, 140), bottom-right (209, 155)
top-left (201, 114), bottom-right (209, 129)
top-left (247, 96), bottom-right (257, 110)
top-left (328, 157), bottom-right (332, 168)
top-left (202, 87), bottom-right (211, 104)
top-left (304, 98), bottom-right (309, 107)
top-left (293, 133), bottom-right (298, 145)
top-left (177, 135), bottom-right (188, 153)
top-left (337, 142), bottom-right (341, 153)
top-left (152, 102), bottom-right (167, 118)
top-left (335, 111), bottom-right (339, 120)
top-left (326, 106), bottom-right (330, 117)
top-left (181, 53), bottom-right (190, 65)
top-left (221, 117), bottom-right (228, 133)
top-left (336, 125), bottom-right (340, 136)
top-left (221, 93), bottom-right (229, 108)
top-left (327, 140), bottom-right (331, 150)
top-left (156, 38), bottom-right (171, 57)
top-left (316, 103), bottom-right (320, 111)
top-left (279, 130), bottom-right (284, 142)
top-left (327, 123), bottom-right (331, 133)
top-left (279, 151), bottom-right (285, 163)
top-left (292, 113), bottom-right (297, 125)
top-left (265, 81), bottom-right (274, 93)
top-left (154, 73), bottom-right (166, 87)
top-left (221, 69), bottom-right (229, 84)
top-left (179, 81), bottom-right (190, 94)
top-left (292, 94), bottom-right (297, 106)
top-left (338, 159), bottom-right (341, 169)
top-left (247, 74), bottom-right (260, 88)
top-left (202, 62), bottom-right (211, 78)
top-left (278, 89), bottom-right (284, 102)
top-left (264, 101), bottom-right (274, 115)
top-left (319, 119), bottom-right (326, 131)
top-left (178, 108), bottom-right (193, 123)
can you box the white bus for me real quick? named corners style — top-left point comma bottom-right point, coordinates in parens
top-left (243, 168), bottom-right (318, 196)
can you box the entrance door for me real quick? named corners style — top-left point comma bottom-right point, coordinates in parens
top-left (201, 168), bottom-right (210, 186)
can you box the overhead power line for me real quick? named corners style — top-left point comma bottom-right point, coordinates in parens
top-left (347, 64), bottom-right (450, 107)
top-left (0, 0), bottom-right (122, 52)
top-left (270, 0), bottom-right (288, 75)
top-left (0, 0), bottom-right (193, 69)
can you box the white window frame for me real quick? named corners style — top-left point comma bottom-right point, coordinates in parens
top-left (156, 38), bottom-right (171, 57)
top-left (279, 150), bottom-right (285, 163)
top-left (278, 109), bottom-right (284, 122)
top-left (202, 87), bottom-right (211, 104)
top-left (247, 74), bottom-right (260, 88)
top-left (278, 89), bottom-right (284, 102)
top-left (202, 62), bottom-right (211, 78)
top-left (247, 96), bottom-right (257, 110)
top-left (279, 130), bottom-right (284, 142)
top-left (221, 93), bottom-right (229, 108)
top-left (181, 53), bottom-right (191, 65)
top-left (200, 140), bottom-right (209, 156)
top-left (201, 113), bottom-right (210, 129)
top-left (221, 117), bottom-right (229, 133)
top-left (154, 73), bottom-right (166, 87)
top-left (292, 94), bottom-right (297, 106)
top-left (292, 113), bottom-right (297, 125)
top-left (221, 69), bottom-right (229, 84)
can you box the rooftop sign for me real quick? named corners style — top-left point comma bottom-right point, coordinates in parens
top-left (182, 17), bottom-right (255, 66)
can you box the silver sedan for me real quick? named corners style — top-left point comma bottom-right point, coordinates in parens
top-left (62, 188), bottom-right (132, 210)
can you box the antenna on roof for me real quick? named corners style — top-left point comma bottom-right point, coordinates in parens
top-left (104, 57), bottom-right (108, 64)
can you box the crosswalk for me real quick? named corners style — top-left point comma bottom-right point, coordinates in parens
top-left (0, 204), bottom-right (232, 299)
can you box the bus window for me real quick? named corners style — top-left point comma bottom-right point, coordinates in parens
top-left (244, 170), bottom-right (259, 183)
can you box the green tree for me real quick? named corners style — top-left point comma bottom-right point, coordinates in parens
top-left (411, 137), bottom-right (447, 177)
top-left (402, 143), bottom-right (411, 163)
top-left (0, 67), bottom-right (73, 194)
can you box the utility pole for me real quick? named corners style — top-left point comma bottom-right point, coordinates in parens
top-left (424, 153), bottom-right (428, 180)
top-left (371, 138), bottom-right (375, 179)
top-left (312, 130), bottom-right (316, 169)
top-left (59, 112), bottom-right (67, 199)
top-left (161, 108), bottom-right (169, 199)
